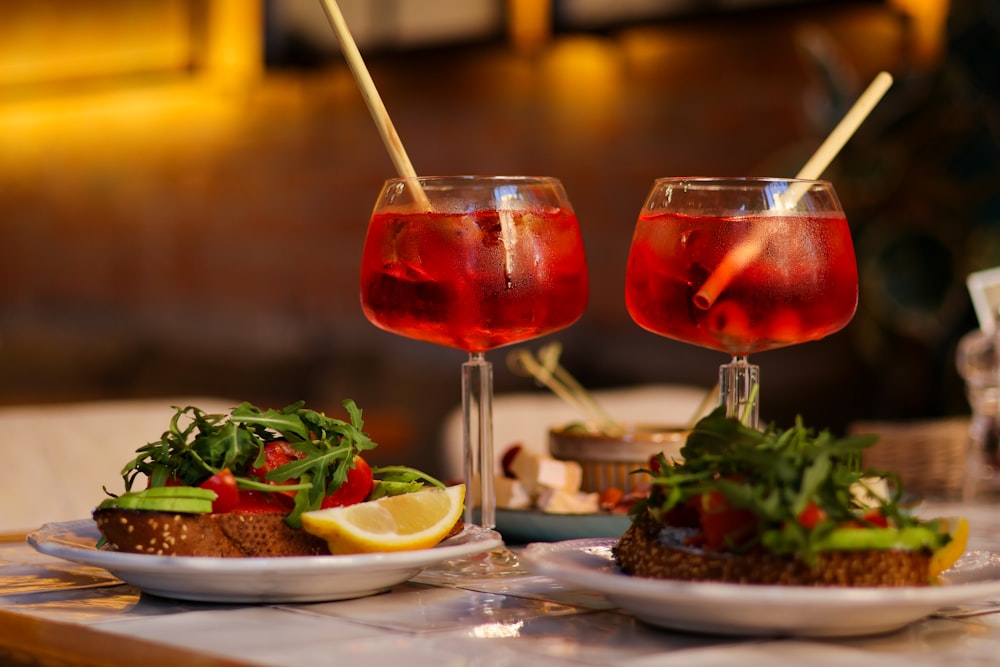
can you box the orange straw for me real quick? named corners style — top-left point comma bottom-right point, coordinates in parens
top-left (318, 0), bottom-right (431, 209)
top-left (693, 71), bottom-right (893, 310)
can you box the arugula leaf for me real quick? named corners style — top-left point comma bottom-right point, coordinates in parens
top-left (230, 402), bottom-right (312, 442)
top-left (366, 466), bottom-right (446, 500)
top-left (373, 465), bottom-right (445, 487)
top-left (632, 407), bottom-right (925, 562)
top-left (113, 399), bottom-right (394, 529)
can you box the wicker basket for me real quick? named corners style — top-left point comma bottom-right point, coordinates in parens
top-left (848, 417), bottom-right (970, 499)
top-left (548, 424), bottom-right (686, 494)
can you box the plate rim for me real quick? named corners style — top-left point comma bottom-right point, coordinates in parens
top-left (28, 518), bottom-right (503, 575)
top-left (522, 537), bottom-right (1000, 606)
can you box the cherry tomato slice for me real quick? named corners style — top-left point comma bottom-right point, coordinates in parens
top-left (696, 491), bottom-right (756, 551)
top-left (200, 469), bottom-right (240, 514)
top-left (796, 501), bottom-right (828, 530)
top-left (321, 456), bottom-right (374, 508)
top-left (233, 489), bottom-right (295, 514)
top-left (249, 440), bottom-right (301, 481)
top-left (861, 508), bottom-right (889, 528)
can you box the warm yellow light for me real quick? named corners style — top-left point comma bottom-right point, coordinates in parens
top-left (0, 1), bottom-right (263, 167)
top-left (0, 1), bottom-right (196, 89)
top-left (888, 0), bottom-right (949, 66)
top-left (199, 0), bottom-right (265, 89)
top-left (537, 35), bottom-right (624, 129)
top-left (508, 0), bottom-right (552, 53)
top-left (0, 84), bottom-right (242, 169)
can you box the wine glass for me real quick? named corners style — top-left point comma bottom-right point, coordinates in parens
top-left (625, 177), bottom-right (858, 428)
top-left (360, 175), bottom-right (589, 573)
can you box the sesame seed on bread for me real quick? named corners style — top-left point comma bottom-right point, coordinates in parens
top-left (93, 508), bottom-right (330, 557)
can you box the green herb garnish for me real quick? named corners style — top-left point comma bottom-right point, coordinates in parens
top-left (114, 400), bottom-right (384, 528)
top-left (368, 465), bottom-right (445, 500)
top-left (632, 407), bottom-right (940, 563)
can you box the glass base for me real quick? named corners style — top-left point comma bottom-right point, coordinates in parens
top-left (415, 545), bottom-right (526, 584)
top-left (418, 510), bottom-right (526, 582)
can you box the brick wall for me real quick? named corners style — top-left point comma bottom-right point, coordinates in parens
top-left (0, 4), bottom-right (927, 474)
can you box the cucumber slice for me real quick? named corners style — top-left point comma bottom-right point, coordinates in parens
top-left (97, 486), bottom-right (216, 513)
top-left (817, 525), bottom-right (945, 552)
top-left (135, 486), bottom-right (217, 500)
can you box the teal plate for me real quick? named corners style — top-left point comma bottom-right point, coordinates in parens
top-left (493, 509), bottom-right (630, 545)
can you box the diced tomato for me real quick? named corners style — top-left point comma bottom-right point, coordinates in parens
top-left (250, 440), bottom-right (302, 481)
top-left (796, 501), bottom-right (827, 530)
top-left (695, 491), bottom-right (756, 551)
top-left (200, 467), bottom-right (297, 515)
top-left (200, 469), bottom-right (240, 513)
top-left (144, 442), bottom-right (373, 515)
top-left (861, 508), bottom-right (889, 528)
top-left (233, 489), bottom-right (296, 514)
top-left (664, 501), bottom-right (701, 529)
top-left (321, 456), bottom-right (374, 508)
top-left (247, 440), bottom-right (305, 499)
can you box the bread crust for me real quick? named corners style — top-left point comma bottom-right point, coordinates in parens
top-left (93, 508), bottom-right (330, 557)
top-left (614, 510), bottom-right (932, 587)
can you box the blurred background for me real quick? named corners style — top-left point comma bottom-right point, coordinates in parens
top-left (1, 0), bottom-right (997, 477)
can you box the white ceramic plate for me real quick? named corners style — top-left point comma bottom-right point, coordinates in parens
top-left (521, 538), bottom-right (1000, 637)
top-left (494, 509), bottom-right (629, 544)
top-left (29, 519), bottom-right (502, 603)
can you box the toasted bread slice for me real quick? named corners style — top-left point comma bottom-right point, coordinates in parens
top-left (614, 510), bottom-right (931, 587)
top-left (94, 508), bottom-right (330, 557)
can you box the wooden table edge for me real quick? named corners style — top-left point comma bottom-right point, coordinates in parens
top-left (0, 607), bottom-right (253, 667)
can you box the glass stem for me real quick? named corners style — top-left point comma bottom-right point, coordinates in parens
top-left (720, 356), bottom-right (760, 430)
top-left (463, 352), bottom-right (495, 529)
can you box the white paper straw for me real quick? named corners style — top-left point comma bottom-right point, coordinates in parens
top-left (319, 0), bottom-right (430, 208)
top-left (694, 71), bottom-right (893, 310)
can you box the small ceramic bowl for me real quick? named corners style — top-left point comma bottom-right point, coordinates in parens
top-left (548, 423), bottom-right (687, 494)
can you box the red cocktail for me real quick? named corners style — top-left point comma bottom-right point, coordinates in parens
top-left (626, 211), bottom-right (858, 355)
top-left (361, 207), bottom-right (588, 352)
top-left (360, 176), bottom-right (588, 542)
top-left (625, 178), bottom-right (858, 427)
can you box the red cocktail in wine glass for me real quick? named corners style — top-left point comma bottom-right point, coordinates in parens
top-left (625, 177), bottom-right (858, 427)
top-left (360, 176), bottom-right (589, 553)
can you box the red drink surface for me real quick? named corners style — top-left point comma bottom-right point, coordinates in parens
top-left (360, 207), bottom-right (588, 353)
top-left (625, 211), bottom-right (858, 356)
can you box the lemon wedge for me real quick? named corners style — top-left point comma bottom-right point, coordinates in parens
top-left (301, 485), bottom-right (465, 554)
top-left (929, 516), bottom-right (969, 579)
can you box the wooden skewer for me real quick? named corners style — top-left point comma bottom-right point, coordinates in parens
top-left (319, 0), bottom-right (431, 209)
top-left (507, 345), bottom-right (623, 436)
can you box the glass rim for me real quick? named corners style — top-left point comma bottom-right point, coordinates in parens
top-left (651, 176), bottom-right (833, 187)
top-left (382, 175), bottom-right (564, 185)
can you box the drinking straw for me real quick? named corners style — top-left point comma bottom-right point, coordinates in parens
top-left (318, 0), bottom-right (431, 209)
top-left (693, 71), bottom-right (893, 310)
top-left (795, 71), bottom-right (894, 181)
